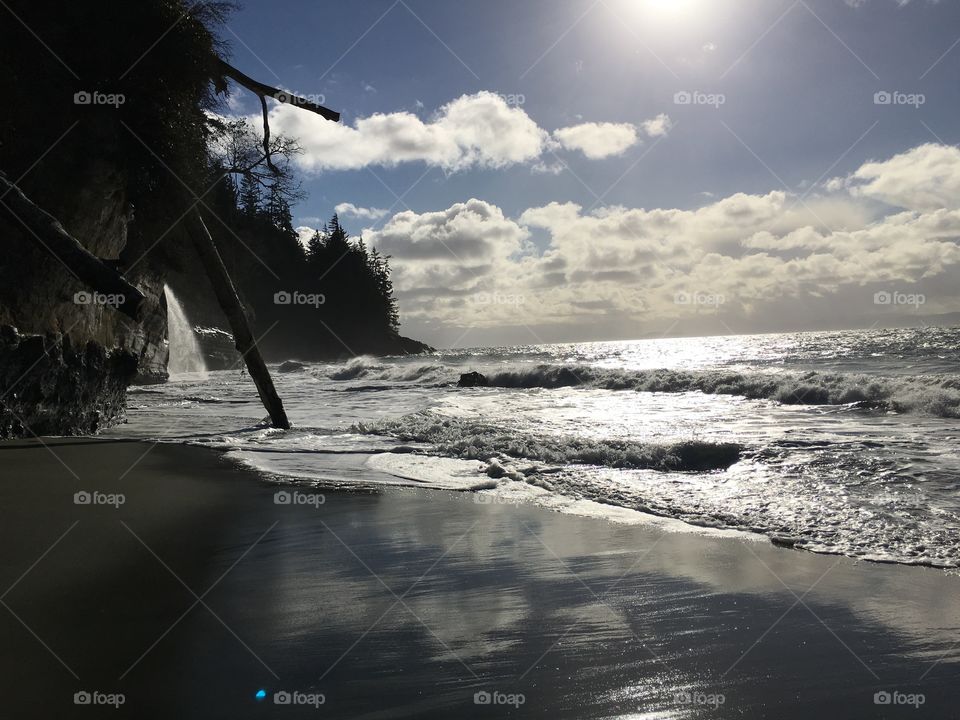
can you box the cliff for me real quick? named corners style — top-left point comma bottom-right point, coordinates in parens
top-left (0, 1), bottom-right (430, 438)
top-left (0, 0), bottom-right (222, 437)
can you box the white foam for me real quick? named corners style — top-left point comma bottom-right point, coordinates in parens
top-left (365, 453), bottom-right (499, 491)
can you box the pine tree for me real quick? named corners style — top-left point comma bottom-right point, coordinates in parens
top-left (239, 174), bottom-right (261, 217)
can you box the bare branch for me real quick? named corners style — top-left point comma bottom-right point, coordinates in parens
top-left (216, 58), bottom-right (340, 122)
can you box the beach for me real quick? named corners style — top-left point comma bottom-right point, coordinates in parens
top-left (0, 438), bottom-right (957, 718)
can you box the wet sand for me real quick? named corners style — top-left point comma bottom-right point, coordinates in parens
top-left (0, 438), bottom-right (958, 718)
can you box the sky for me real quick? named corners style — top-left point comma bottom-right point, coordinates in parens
top-left (222, 0), bottom-right (960, 347)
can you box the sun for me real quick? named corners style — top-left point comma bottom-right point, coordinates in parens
top-left (642, 0), bottom-right (697, 18)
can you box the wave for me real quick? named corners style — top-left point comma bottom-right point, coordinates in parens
top-left (322, 356), bottom-right (448, 384)
top-left (482, 365), bottom-right (960, 417)
top-left (355, 411), bottom-right (741, 472)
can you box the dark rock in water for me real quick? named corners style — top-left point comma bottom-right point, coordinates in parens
top-left (396, 335), bottom-right (434, 355)
top-left (770, 535), bottom-right (801, 549)
top-left (0, 327), bottom-right (137, 438)
top-left (193, 326), bottom-right (240, 371)
top-left (278, 360), bottom-right (306, 373)
top-left (669, 441), bottom-right (742, 471)
top-left (458, 371), bottom-right (488, 388)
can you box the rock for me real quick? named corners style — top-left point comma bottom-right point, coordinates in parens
top-left (396, 335), bottom-right (434, 355)
top-left (458, 371), bottom-right (488, 388)
top-left (483, 458), bottom-right (525, 482)
top-left (770, 535), bottom-right (801, 548)
top-left (193, 326), bottom-right (240, 371)
top-left (0, 327), bottom-right (137, 438)
top-left (278, 360), bottom-right (306, 373)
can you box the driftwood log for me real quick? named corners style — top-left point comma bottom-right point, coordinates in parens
top-left (184, 208), bottom-right (290, 430)
top-left (195, 59), bottom-right (341, 429)
top-left (0, 172), bottom-right (147, 321)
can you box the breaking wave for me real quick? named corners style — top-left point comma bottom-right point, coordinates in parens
top-left (322, 356), bottom-right (448, 384)
top-left (356, 411), bottom-right (741, 472)
top-left (482, 365), bottom-right (960, 417)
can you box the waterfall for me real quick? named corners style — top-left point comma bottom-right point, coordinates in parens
top-left (164, 285), bottom-right (208, 378)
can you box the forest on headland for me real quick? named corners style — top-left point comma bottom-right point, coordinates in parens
top-left (171, 117), bottom-right (425, 361)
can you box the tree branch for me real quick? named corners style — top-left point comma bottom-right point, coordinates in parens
top-left (0, 173), bottom-right (147, 321)
top-left (216, 58), bottom-right (340, 122)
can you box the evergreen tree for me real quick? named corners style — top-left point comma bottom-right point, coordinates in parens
top-left (239, 174), bottom-right (261, 217)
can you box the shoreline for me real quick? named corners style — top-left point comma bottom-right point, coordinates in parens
top-left (1, 438), bottom-right (958, 718)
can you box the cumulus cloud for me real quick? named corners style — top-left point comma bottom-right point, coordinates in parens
top-left (295, 226), bottom-right (318, 250)
top-left (553, 122), bottom-right (640, 159)
top-left (846, 143), bottom-right (960, 211)
top-left (257, 92), bottom-right (669, 172)
top-left (641, 113), bottom-right (673, 138)
top-left (267, 91), bottom-right (550, 173)
top-left (361, 143), bottom-right (960, 337)
top-left (334, 202), bottom-right (389, 220)
top-left (551, 115), bottom-right (672, 159)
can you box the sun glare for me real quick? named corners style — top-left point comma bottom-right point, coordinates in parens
top-left (642, 0), bottom-right (696, 18)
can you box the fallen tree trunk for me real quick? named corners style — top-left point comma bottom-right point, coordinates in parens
top-left (184, 207), bottom-right (290, 430)
top-left (0, 173), bottom-right (147, 321)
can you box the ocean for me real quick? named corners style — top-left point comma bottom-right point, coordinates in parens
top-left (109, 326), bottom-right (960, 568)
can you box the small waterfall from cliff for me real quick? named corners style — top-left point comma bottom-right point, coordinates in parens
top-left (164, 286), bottom-right (208, 378)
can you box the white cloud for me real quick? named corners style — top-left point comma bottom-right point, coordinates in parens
top-left (362, 144), bottom-right (960, 337)
top-left (553, 122), bottom-right (640, 159)
top-left (267, 91), bottom-right (550, 173)
top-left (334, 202), bottom-right (389, 221)
top-left (641, 113), bottom-right (673, 138)
top-left (295, 226), bottom-right (319, 250)
top-left (365, 199), bottom-right (529, 299)
top-left (847, 143), bottom-right (960, 211)
top-left (251, 94), bottom-right (673, 172)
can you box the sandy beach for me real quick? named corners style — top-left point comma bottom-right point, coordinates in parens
top-left (0, 438), bottom-right (956, 718)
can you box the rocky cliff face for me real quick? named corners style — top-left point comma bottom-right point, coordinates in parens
top-left (0, 327), bottom-right (138, 436)
top-left (0, 160), bottom-right (168, 436)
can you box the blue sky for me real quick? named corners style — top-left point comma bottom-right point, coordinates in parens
top-left (222, 0), bottom-right (960, 346)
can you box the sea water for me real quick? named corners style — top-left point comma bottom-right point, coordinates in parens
top-left (111, 326), bottom-right (960, 568)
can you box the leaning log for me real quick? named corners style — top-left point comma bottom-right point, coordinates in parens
top-left (184, 208), bottom-right (291, 430)
top-left (0, 173), bottom-right (147, 321)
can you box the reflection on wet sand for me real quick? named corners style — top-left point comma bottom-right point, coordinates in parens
top-left (1, 441), bottom-right (957, 718)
